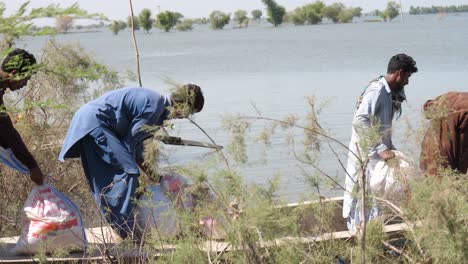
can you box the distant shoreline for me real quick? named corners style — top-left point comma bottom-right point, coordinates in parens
top-left (58, 30), bottom-right (103, 34)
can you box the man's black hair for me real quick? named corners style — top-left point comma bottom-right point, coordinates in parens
top-left (1, 48), bottom-right (37, 74)
top-left (188, 84), bottom-right (204, 113)
top-left (387, 53), bottom-right (418, 74)
top-left (172, 84), bottom-right (204, 113)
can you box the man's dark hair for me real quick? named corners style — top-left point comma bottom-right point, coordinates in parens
top-left (172, 84), bottom-right (204, 113)
top-left (1, 48), bottom-right (37, 74)
top-left (387, 53), bottom-right (418, 74)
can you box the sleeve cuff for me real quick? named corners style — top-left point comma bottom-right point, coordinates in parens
top-left (375, 143), bottom-right (389, 155)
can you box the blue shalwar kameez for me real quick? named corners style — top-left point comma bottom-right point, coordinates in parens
top-left (59, 87), bottom-right (171, 239)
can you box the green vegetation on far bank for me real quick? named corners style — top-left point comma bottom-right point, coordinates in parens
top-left (410, 5), bottom-right (468, 15)
top-left (21, 1), bottom-right (468, 36)
top-left (16, 0), bottom-right (412, 36)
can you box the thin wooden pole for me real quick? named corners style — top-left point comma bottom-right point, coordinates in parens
top-left (355, 143), bottom-right (367, 264)
top-left (129, 0), bottom-right (142, 87)
top-left (399, 0), bottom-right (404, 22)
top-left (360, 161), bottom-right (367, 264)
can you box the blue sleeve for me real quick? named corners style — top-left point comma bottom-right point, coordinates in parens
top-left (130, 111), bottom-right (156, 149)
top-left (125, 90), bottom-right (166, 154)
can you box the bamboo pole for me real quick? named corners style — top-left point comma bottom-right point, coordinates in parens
top-left (129, 0), bottom-right (142, 87)
top-left (399, 0), bottom-right (404, 22)
top-left (355, 143), bottom-right (368, 264)
top-left (360, 160), bottom-right (368, 264)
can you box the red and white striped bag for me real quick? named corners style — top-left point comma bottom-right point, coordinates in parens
top-left (12, 184), bottom-right (87, 255)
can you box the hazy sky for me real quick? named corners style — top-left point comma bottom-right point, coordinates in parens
top-left (4, 0), bottom-right (468, 20)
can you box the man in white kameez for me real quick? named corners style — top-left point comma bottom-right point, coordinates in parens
top-left (343, 54), bottom-right (418, 231)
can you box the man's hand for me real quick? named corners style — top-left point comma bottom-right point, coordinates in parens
top-left (29, 166), bottom-right (44, 185)
top-left (379, 149), bottom-right (395, 161)
top-left (160, 136), bottom-right (182, 145)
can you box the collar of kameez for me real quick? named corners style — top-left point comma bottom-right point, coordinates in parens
top-left (164, 94), bottom-right (173, 106)
top-left (379, 76), bottom-right (406, 101)
top-left (162, 94), bottom-right (172, 120)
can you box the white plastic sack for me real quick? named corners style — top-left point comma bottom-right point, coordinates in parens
top-left (370, 151), bottom-right (417, 204)
top-left (0, 146), bottom-right (29, 174)
top-left (12, 184), bottom-right (87, 255)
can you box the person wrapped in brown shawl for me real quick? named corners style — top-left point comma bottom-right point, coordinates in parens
top-left (420, 92), bottom-right (468, 175)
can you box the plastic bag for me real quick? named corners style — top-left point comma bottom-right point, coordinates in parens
top-left (370, 151), bottom-right (417, 204)
top-left (136, 173), bottom-right (194, 238)
top-left (0, 146), bottom-right (29, 174)
top-left (136, 185), bottom-right (179, 237)
top-left (12, 183), bottom-right (87, 255)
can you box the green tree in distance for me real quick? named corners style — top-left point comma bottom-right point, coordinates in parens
top-left (290, 8), bottom-right (305, 25)
top-left (251, 9), bottom-right (262, 20)
top-left (322, 3), bottom-right (362, 23)
top-left (262, 0), bottom-right (286, 26)
top-left (384, 1), bottom-right (400, 21)
top-left (234, 9), bottom-right (249, 28)
top-left (109, 20), bottom-right (126, 35)
top-left (303, 1), bottom-right (325, 24)
top-left (209, 10), bottom-right (230, 30)
top-left (337, 7), bottom-right (361, 23)
top-left (377, 1), bottom-right (400, 22)
top-left (176, 19), bottom-right (193, 31)
top-left (290, 1), bottom-right (324, 25)
top-left (127, 15), bottom-right (140, 30)
top-left (351, 7), bottom-right (363, 18)
top-left (156, 11), bottom-right (182, 32)
top-left (138, 8), bottom-right (153, 33)
top-left (322, 3), bottom-right (345, 23)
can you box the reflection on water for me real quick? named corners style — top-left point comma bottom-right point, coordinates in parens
top-left (20, 13), bottom-right (468, 201)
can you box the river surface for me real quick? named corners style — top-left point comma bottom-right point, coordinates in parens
top-left (19, 13), bottom-right (468, 201)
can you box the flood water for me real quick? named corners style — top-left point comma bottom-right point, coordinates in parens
top-left (20, 13), bottom-right (468, 201)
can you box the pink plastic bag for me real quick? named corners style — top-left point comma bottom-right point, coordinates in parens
top-left (12, 184), bottom-right (87, 255)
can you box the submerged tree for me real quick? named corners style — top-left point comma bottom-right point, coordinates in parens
top-left (262, 0), bottom-right (286, 26)
top-left (156, 11), bottom-right (182, 32)
top-left (291, 1), bottom-right (325, 25)
top-left (322, 3), bottom-right (345, 23)
top-left (337, 7), bottom-right (362, 23)
top-left (376, 1), bottom-right (400, 22)
top-left (209, 10), bottom-right (230, 30)
top-left (251, 9), bottom-right (262, 20)
top-left (109, 20), bottom-right (127, 35)
top-left (234, 9), bottom-right (249, 28)
top-left (138, 8), bottom-right (153, 33)
top-left (384, 1), bottom-right (400, 21)
top-left (176, 19), bottom-right (193, 31)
